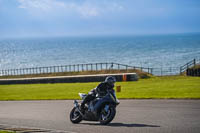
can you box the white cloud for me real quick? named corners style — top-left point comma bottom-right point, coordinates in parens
top-left (17, 0), bottom-right (124, 18)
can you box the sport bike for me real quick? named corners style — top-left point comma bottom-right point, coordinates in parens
top-left (70, 91), bottom-right (120, 125)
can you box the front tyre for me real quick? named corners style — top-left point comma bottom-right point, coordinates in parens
top-left (100, 105), bottom-right (116, 125)
top-left (70, 107), bottom-right (82, 124)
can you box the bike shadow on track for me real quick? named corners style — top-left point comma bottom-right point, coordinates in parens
top-left (80, 122), bottom-right (160, 127)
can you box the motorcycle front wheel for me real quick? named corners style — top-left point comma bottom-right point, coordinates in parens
top-left (70, 107), bottom-right (82, 124)
top-left (99, 105), bottom-right (116, 125)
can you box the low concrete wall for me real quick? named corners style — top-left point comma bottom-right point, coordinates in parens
top-left (0, 73), bottom-right (138, 85)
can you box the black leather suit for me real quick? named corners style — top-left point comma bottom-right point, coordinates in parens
top-left (81, 82), bottom-right (114, 109)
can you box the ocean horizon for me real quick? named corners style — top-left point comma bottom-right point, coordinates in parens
top-left (0, 33), bottom-right (200, 70)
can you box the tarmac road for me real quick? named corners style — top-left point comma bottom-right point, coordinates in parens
top-left (0, 100), bottom-right (200, 133)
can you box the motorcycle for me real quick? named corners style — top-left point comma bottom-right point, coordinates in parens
top-left (70, 90), bottom-right (120, 125)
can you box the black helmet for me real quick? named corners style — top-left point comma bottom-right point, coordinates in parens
top-left (105, 76), bottom-right (116, 86)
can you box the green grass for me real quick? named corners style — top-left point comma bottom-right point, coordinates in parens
top-left (0, 76), bottom-right (200, 100)
top-left (0, 131), bottom-right (15, 133)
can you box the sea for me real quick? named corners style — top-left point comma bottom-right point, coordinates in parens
top-left (0, 33), bottom-right (200, 71)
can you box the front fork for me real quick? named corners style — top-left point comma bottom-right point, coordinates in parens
top-left (73, 100), bottom-right (84, 116)
top-left (102, 105), bottom-right (110, 115)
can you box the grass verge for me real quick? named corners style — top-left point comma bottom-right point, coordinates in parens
top-left (0, 76), bottom-right (200, 100)
top-left (0, 131), bottom-right (15, 133)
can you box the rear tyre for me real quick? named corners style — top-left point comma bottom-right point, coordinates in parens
top-left (70, 107), bottom-right (82, 124)
top-left (100, 105), bottom-right (116, 125)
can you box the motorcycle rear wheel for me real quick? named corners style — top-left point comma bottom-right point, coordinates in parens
top-left (100, 106), bottom-right (116, 125)
top-left (70, 107), bottom-right (82, 124)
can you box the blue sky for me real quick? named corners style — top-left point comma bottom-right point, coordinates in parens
top-left (0, 0), bottom-right (200, 38)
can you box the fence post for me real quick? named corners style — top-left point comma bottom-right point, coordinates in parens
top-left (22, 69), bottom-right (24, 75)
top-left (34, 67), bottom-right (36, 74)
top-left (13, 69), bottom-right (15, 76)
top-left (69, 65), bottom-right (71, 72)
top-left (41, 67), bottom-right (43, 74)
top-left (59, 66), bottom-right (63, 72)
top-left (6, 70), bottom-right (8, 76)
top-left (37, 67), bottom-right (40, 74)
top-left (13, 69), bottom-right (15, 75)
top-left (39, 67), bottom-right (41, 74)
top-left (21, 69), bottom-right (23, 75)
top-left (43, 67), bottom-right (45, 74)
top-left (9, 69), bottom-right (12, 75)
top-left (86, 64), bottom-right (88, 71)
top-left (53, 66), bottom-right (55, 73)
top-left (10, 69), bottom-right (12, 76)
top-left (57, 66), bottom-right (59, 73)
top-left (45, 67), bottom-right (47, 73)
top-left (24, 68), bottom-right (27, 75)
top-left (65, 65), bottom-right (67, 72)
top-left (18, 69), bottom-right (20, 75)
top-left (77, 64), bottom-right (79, 72)
top-left (31, 68), bottom-right (33, 74)
top-left (111, 63), bottom-right (114, 70)
top-left (45, 67), bottom-right (49, 73)
top-left (82, 64), bottom-right (84, 71)
top-left (35, 67), bottom-right (38, 74)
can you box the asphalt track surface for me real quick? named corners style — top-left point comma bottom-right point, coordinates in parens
top-left (0, 100), bottom-right (200, 133)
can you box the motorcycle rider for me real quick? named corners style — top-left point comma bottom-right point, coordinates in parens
top-left (80, 76), bottom-right (116, 113)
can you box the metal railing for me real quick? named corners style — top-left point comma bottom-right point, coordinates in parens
top-left (180, 59), bottom-right (200, 74)
top-left (1, 60), bottom-right (199, 77)
top-left (151, 67), bottom-right (180, 76)
top-left (0, 62), bottom-right (153, 77)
